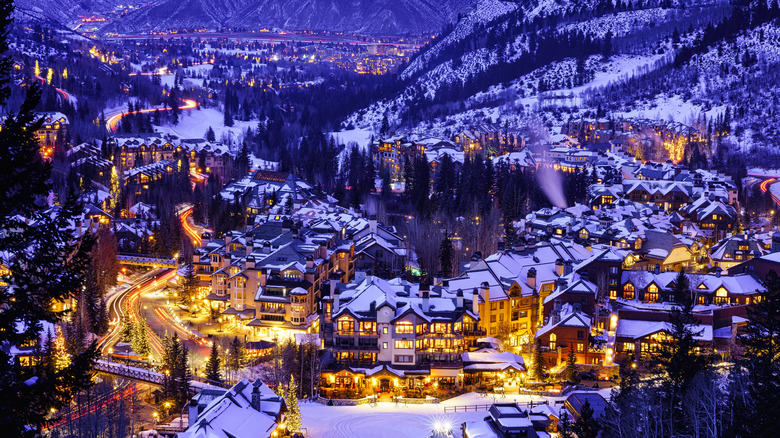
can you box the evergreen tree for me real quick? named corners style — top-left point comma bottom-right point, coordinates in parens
top-left (571, 399), bottom-right (602, 438)
top-left (654, 270), bottom-right (708, 435)
top-left (169, 88), bottom-right (180, 125)
top-left (531, 341), bottom-right (545, 381)
top-left (439, 233), bottom-right (454, 279)
top-left (565, 345), bottom-right (577, 382)
top-left (121, 317), bottom-right (134, 343)
top-left (51, 326), bottom-right (71, 372)
top-left (656, 270), bottom-right (707, 388)
top-left (94, 296), bottom-right (109, 336)
top-left (179, 264), bottom-right (198, 307)
top-left (205, 126), bottom-right (216, 142)
top-left (726, 270), bottom-right (780, 436)
top-left (0, 1), bottom-right (98, 432)
top-left (205, 342), bottom-right (222, 383)
top-left (132, 318), bottom-right (151, 358)
top-left (285, 375), bottom-right (301, 433)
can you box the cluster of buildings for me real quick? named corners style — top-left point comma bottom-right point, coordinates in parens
top-left (562, 116), bottom-right (704, 163)
top-left (372, 127), bottom-right (532, 185)
top-left (191, 208), bottom-right (409, 340)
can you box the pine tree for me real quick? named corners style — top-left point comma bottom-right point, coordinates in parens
top-left (133, 318), bottom-right (151, 358)
top-left (571, 399), bottom-right (602, 438)
top-left (121, 317), bottom-right (134, 343)
top-left (285, 375), bottom-right (301, 433)
top-left (205, 126), bottom-right (216, 142)
top-left (726, 270), bottom-right (780, 435)
top-left (565, 345), bottom-right (577, 382)
top-left (439, 233), bottom-right (454, 279)
top-left (0, 2), bottom-right (98, 432)
top-left (531, 341), bottom-right (545, 381)
top-left (52, 326), bottom-right (71, 372)
top-left (205, 342), bottom-right (221, 383)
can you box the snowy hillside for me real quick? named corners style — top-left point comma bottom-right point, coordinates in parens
top-left (345, 0), bottom-right (756, 141)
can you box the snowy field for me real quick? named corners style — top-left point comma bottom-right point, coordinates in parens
top-left (153, 107), bottom-right (256, 144)
top-left (299, 390), bottom-right (612, 437)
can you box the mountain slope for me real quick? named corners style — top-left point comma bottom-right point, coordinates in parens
top-left (98, 0), bottom-right (476, 35)
top-left (345, 0), bottom-right (738, 136)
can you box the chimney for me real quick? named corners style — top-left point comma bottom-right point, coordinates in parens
top-left (654, 263), bottom-right (661, 275)
top-left (251, 385), bottom-right (262, 412)
top-left (456, 289), bottom-right (464, 309)
top-left (563, 260), bottom-right (573, 276)
top-left (262, 241), bottom-right (271, 254)
top-left (225, 231), bottom-right (233, 245)
top-left (480, 282), bottom-right (490, 305)
top-left (433, 271), bottom-right (443, 286)
top-left (246, 256), bottom-right (255, 269)
top-left (333, 288), bottom-right (341, 314)
top-left (715, 267), bottom-right (722, 277)
top-left (422, 288), bottom-right (430, 313)
top-left (201, 231), bottom-right (212, 248)
top-left (188, 398), bottom-right (199, 426)
top-left (497, 241), bottom-right (505, 252)
top-left (527, 268), bottom-right (537, 290)
top-left (555, 259), bottom-right (564, 276)
top-left (328, 274), bottom-right (340, 299)
top-left (306, 255), bottom-right (314, 269)
top-left (223, 253), bottom-right (231, 268)
top-left (246, 241), bottom-right (254, 256)
top-left (472, 288), bottom-right (479, 315)
top-left (356, 269), bottom-right (368, 283)
top-left (369, 215), bottom-right (377, 234)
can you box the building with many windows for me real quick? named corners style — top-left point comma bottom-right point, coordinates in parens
top-left (320, 276), bottom-right (483, 392)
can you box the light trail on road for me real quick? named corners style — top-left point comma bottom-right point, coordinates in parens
top-left (106, 98), bottom-right (198, 132)
top-left (154, 307), bottom-right (210, 346)
top-left (759, 177), bottom-right (780, 206)
top-left (179, 206), bottom-right (212, 246)
top-left (99, 269), bottom-right (176, 359)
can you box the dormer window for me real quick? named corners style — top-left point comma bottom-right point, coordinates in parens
top-left (623, 283), bottom-right (635, 300)
top-left (395, 321), bottom-right (413, 334)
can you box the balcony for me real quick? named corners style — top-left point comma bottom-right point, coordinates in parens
top-left (464, 329), bottom-right (486, 337)
top-left (258, 307), bottom-right (285, 314)
top-left (335, 330), bottom-right (379, 338)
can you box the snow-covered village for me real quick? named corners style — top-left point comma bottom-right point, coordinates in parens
top-left (2, 0), bottom-right (780, 437)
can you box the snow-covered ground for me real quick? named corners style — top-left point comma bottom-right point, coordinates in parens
top-left (330, 128), bottom-right (374, 150)
top-left (153, 107), bottom-right (255, 145)
top-left (300, 390), bottom-right (612, 437)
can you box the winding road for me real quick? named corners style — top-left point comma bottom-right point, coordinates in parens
top-left (106, 98), bottom-right (198, 132)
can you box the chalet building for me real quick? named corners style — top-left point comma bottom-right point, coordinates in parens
top-left (454, 124), bottom-right (526, 156)
top-left (181, 139), bottom-right (234, 182)
top-left (68, 142), bottom-right (114, 181)
top-left (220, 170), bottom-right (315, 218)
top-left (179, 379), bottom-right (285, 438)
top-left (534, 303), bottom-right (605, 367)
top-left (613, 313), bottom-right (714, 364)
top-left (124, 160), bottom-right (177, 195)
top-left (684, 196), bottom-right (737, 240)
top-left (109, 134), bottom-right (180, 171)
top-left (193, 220), bottom-right (355, 339)
top-left (492, 149), bottom-right (537, 170)
top-left (633, 230), bottom-right (700, 272)
top-left (619, 269), bottom-right (765, 305)
top-left (462, 403), bottom-right (551, 438)
top-left (320, 277), bottom-right (482, 390)
top-left (728, 251), bottom-right (780, 280)
top-left (709, 234), bottom-right (765, 271)
top-left (447, 241), bottom-right (592, 352)
top-left (36, 112), bottom-right (69, 150)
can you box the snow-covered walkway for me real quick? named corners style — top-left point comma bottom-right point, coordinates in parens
top-left (300, 390), bottom-right (603, 437)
